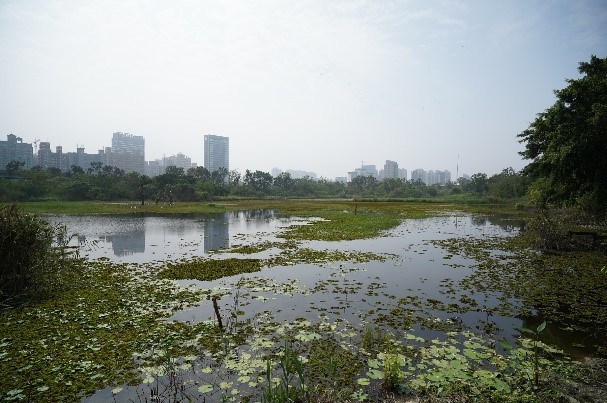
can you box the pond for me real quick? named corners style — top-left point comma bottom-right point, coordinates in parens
top-left (50, 210), bottom-right (287, 263)
top-left (44, 211), bottom-right (602, 401)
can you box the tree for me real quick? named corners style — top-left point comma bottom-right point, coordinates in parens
top-left (518, 55), bottom-right (607, 218)
top-left (229, 169), bottom-right (241, 185)
top-left (211, 167), bottom-right (228, 185)
top-left (349, 175), bottom-right (377, 195)
top-left (88, 161), bottom-right (103, 175)
top-left (244, 170), bottom-right (273, 193)
top-left (488, 168), bottom-right (529, 200)
top-left (5, 160), bottom-right (25, 174)
top-left (69, 165), bottom-right (85, 176)
top-left (465, 173), bottom-right (488, 194)
top-left (188, 166), bottom-right (211, 181)
top-left (273, 172), bottom-right (294, 196)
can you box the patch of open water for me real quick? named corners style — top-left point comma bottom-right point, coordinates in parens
top-left (53, 211), bottom-right (527, 345)
top-left (53, 211), bottom-right (570, 402)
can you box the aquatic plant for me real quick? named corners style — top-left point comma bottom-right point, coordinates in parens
top-left (0, 205), bottom-right (75, 305)
top-left (158, 258), bottom-right (263, 281)
top-left (261, 342), bottom-right (309, 403)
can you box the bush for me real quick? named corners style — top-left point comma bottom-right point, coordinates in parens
top-left (0, 205), bottom-right (67, 305)
top-left (524, 208), bottom-right (602, 251)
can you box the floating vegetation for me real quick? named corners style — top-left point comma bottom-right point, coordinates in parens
top-left (2, 205), bottom-right (607, 402)
top-left (224, 241), bottom-right (277, 254)
top-left (0, 261), bottom-right (203, 402)
top-left (158, 258), bottom-right (263, 281)
top-left (268, 248), bottom-right (393, 267)
top-left (432, 234), bottom-right (607, 354)
top-left (280, 211), bottom-right (402, 241)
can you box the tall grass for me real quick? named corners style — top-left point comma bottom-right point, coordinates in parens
top-left (0, 204), bottom-right (71, 306)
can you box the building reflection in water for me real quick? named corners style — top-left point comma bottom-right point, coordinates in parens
top-left (100, 216), bottom-right (146, 256)
top-left (69, 210), bottom-right (277, 258)
top-left (203, 212), bottom-right (230, 252)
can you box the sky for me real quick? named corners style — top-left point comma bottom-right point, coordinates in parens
top-left (1, 1), bottom-right (606, 180)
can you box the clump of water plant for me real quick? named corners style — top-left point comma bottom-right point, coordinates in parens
top-left (262, 342), bottom-right (310, 403)
top-left (158, 258), bottom-right (263, 281)
top-left (280, 211), bottom-right (401, 241)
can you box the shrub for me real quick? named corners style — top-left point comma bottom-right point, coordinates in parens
top-left (0, 204), bottom-right (67, 305)
top-left (524, 208), bottom-right (602, 251)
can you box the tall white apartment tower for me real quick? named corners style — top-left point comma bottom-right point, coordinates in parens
top-left (384, 160), bottom-right (399, 179)
top-left (204, 134), bottom-right (229, 173)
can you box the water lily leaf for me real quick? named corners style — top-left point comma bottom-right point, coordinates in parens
top-left (197, 384), bottom-right (213, 393)
top-left (351, 390), bottom-right (368, 401)
top-left (367, 358), bottom-right (381, 369)
top-left (367, 369), bottom-right (384, 380)
top-left (357, 378), bottom-right (370, 386)
top-left (498, 339), bottom-right (513, 351)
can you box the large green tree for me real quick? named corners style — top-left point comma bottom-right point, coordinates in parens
top-left (518, 55), bottom-right (607, 218)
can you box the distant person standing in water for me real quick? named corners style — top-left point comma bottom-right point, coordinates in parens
top-left (139, 185), bottom-right (145, 205)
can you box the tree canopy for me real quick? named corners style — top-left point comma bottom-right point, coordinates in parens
top-left (518, 55), bottom-right (607, 218)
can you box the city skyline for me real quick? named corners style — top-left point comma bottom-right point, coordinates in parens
top-left (2, 132), bottom-right (463, 181)
top-left (1, 1), bottom-right (605, 179)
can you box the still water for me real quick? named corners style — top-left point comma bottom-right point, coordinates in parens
top-left (52, 211), bottom-right (593, 402)
top-left (51, 211), bottom-right (524, 339)
top-left (50, 210), bottom-right (288, 263)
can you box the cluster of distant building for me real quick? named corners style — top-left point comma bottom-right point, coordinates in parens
top-left (271, 168), bottom-right (317, 180)
top-left (0, 133), bottom-right (229, 178)
top-left (0, 132), bottom-right (148, 174)
top-left (1, 133), bottom-right (457, 185)
top-left (334, 161), bottom-right (451, 185)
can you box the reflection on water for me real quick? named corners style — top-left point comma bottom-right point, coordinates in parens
top-left (108, 233), bottom-right (146, 256)
top-left (203, 216), bottom-right (229, 252)
top-left (49, 210), bottom-right (282, 263)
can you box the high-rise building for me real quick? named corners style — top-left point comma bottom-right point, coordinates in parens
top-left (411, 169), bottom-right (427, 184)
top-left (0, 134), bottom-right (34, 170)
top-left (145, 153), bottom-right (193, 177)
top-left (204, 134), bottom-right (229, 174)
top-left (347, 164), bottom-right (378, 182)
top-left (108, 132), bottom-right (145, 174)
top-left (384, 160), bottom-right (399, 179)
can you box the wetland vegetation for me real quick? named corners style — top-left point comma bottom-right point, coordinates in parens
top-left (1, 200), bottom-right (606, 402)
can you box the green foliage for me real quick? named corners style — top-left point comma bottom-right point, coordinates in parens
top-left (1, 157), bottom-right (533, 202)
top-left (0, 205), bottom-right (69, 304)
top-left (5, 160), bottom-right (25, 174)
top-left (0, 261), bottom-right (203, 402)
top-left (262, 342), bottom-right (310, 403)
top-left (281, 211), bottom-right (401, 241)
top-left (524, 208), bottom-right (602, 251)
top-left (158, 258), bottom-right (263, 281)
top-left (518, 55), bottom-right (607, 219)
top-left (465, 173), bottom-right (489, 195)
top-left (487, 168), bottom-right (530, 201)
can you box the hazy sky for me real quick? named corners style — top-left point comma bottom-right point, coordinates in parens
top-left (1, 1), bottom-right (606, 179)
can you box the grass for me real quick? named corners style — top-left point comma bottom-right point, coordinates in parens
top-left (10, 198), bottom-right (492, 217)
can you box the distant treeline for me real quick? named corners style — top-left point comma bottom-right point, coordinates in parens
top-left (0, 163), bottom-right (530, 203)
